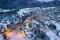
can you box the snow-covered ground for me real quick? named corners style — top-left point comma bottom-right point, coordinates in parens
top-left (46, 30), bottom-right (60, 40)
top-left (0, 34), bottom-right (3, 40)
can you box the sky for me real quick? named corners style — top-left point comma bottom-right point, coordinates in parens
top-left (36, 0), bottom-right (54, 2)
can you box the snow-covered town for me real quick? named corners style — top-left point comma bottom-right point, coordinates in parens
top-left (0, 6), bottom-right (60, 40)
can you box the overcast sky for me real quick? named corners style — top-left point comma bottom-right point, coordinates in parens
top-left (36, 0), bottom-right (54, 2)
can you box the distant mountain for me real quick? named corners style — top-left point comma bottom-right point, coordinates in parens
top-left (45, 0), bottom-right (60, 7)
top-left (0, 0), bottom-right (60, 9)
top-left (31, 0), bottom-right (60, 7)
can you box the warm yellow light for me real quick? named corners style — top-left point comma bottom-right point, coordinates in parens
top-left (5, 29), bottom-right (13, 38)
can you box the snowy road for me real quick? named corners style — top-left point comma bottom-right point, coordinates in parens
top-left (46, 30), bottom-right (60, 40)
top-left (0, 34), bottom-right (3, 40)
